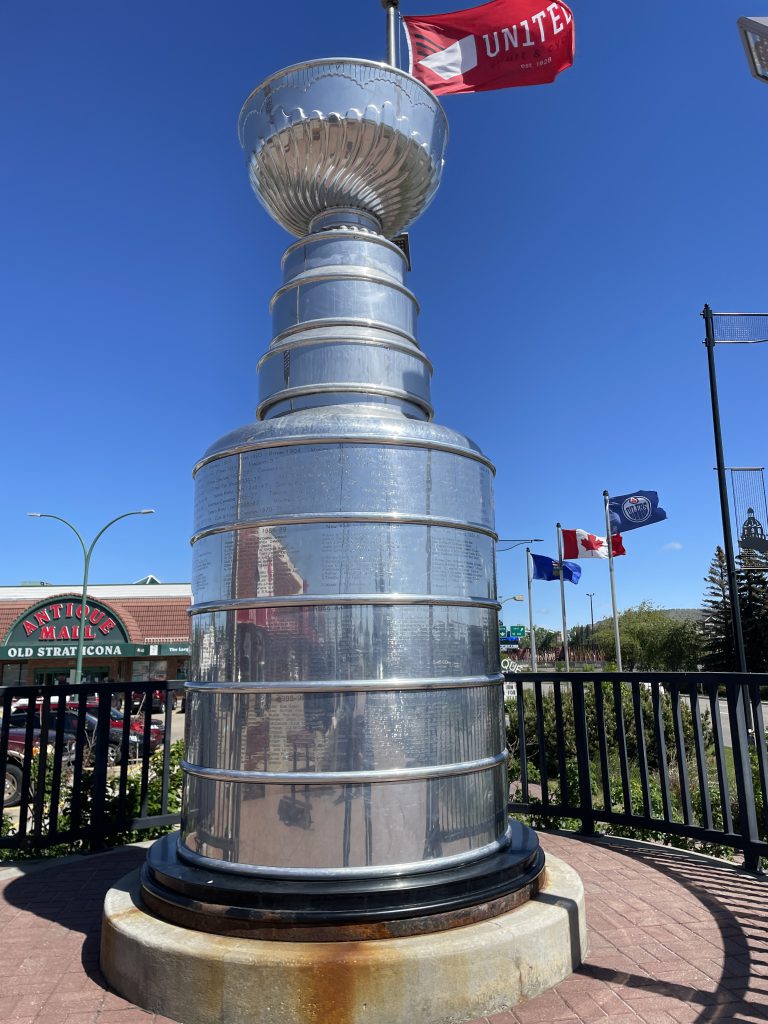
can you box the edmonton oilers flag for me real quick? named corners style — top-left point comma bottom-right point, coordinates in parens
top-left (608, 491), bottom-right (667, 533)
top-left (531, 554), bottom-right (581, 584)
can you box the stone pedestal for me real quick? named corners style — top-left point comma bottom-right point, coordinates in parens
top-left (101, 853), bottom-right (586, 1024)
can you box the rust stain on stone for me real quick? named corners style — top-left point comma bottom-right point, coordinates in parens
top-left (298, 939), bottom-right (378, 1024)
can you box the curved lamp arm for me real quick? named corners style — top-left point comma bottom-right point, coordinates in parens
top-left (27, 509), bottom-right (155, 685)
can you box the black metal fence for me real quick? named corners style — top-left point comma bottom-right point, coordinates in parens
top-left (1, 679), bottom-right (184, 854)
top-left (4, 673), bottom-right (768, 868)
top-left (506, 672), bottom-right (768, 870)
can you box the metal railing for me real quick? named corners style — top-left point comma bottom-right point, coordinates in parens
top-left (1, 680), bottom-right (184, 854)
top-left (3, 673), bottom-right (767, 868)
top-left (506, 672), bottom-right (768, 870)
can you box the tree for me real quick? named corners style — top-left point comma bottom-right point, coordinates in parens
top-left (700, 547), bottom-right (734, 671)
top-left (592, 602), bottom-right (701, 671)
top-left (568, 624), bottom-right (591, 648)
top-left (524, 627), bottom-right (559, 652)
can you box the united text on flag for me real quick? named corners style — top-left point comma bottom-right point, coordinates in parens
top-left (402, 0), bottom-right (574, 96)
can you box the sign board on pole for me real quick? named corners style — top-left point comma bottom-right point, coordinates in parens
top-left (507, 626), bottom-right (527, 638)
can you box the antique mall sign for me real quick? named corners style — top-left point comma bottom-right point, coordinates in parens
top-left (2, 596), bottom-right (130, 658)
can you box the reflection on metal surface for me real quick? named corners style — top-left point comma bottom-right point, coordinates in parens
top-left (180, 764), bottom-right (509, 876)
top-left (193, 434), bottom-right (495, 533)
top-left (190, 605), bottom-right (500, 685)
top-left (184, 58), bottom-right (508, 886)
top-left (192, 512), bottom-right (497, 546)
top-left (185, 685), bottom-right (504, 773)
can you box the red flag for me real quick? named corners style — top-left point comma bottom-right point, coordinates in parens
top-left (402, 0), bottom-right (574, 96)
top-left (561, 529), bottom-right (626, 560)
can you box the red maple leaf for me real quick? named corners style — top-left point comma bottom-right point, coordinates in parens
top-left (580, 534), bottom-right (605, 552)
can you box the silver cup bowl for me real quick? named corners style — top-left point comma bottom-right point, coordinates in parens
top-left (238, 59), bottom-right (448, 238)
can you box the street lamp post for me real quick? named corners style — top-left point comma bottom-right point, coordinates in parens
top-left (497, 538), bottom-right (543, 671)
top-left (700, 306), bottom-right (768, 738)
top-left (27, 510), bottom-right (155, 686)
top-left (586, 592), bottom-right (595, 637)
top-left (701, 306), bottom-right (756, 674)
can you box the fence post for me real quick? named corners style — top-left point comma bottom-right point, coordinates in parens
top-left (571, 678), bottom-right (595, 835)
top-left (726, 676), bottom-right (761, 871)
top-left (88, 694), bottom-right (113, 852)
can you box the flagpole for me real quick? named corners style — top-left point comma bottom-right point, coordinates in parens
top-left (603, 489), bottom-right (623, 671)
top-left (526, 547), bottom-right (537, 671)
top-left (556, 523), bottom-right (570, 671)
top-left (382, 0), bottom-right (399, 66)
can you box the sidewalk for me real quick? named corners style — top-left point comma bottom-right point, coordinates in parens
top-left (0, 832), bottom-right (766, 1024)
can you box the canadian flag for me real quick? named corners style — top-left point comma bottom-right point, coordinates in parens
top-left (562, 529), bottom-right (626, 560)
top-left (402, 0), bottom-right (574, 96)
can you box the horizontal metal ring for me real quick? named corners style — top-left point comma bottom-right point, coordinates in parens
top-left (269, 268), bottom-right (419, 314)
top-left (190, 513), bottom-right (498, 546)
top-left (189, 594), bottom-right (500, 614)
top-left (281, 230), bottom-right (407, 270)
top-left (271, 317), bottom-right (420, 349)
top-left (193, 435), bottom-right (496, 477)
top-left (257, 334), bottom-right (433, 372)
top-left (185, 674), bottom-right (504, 694)
top-left (177, 826), bottom-right (510, 881)
top-left (257, 382), bottom-right (433, 421)
top-left (181, 750), bottom-right (507, 785)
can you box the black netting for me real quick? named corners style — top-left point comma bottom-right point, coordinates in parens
top-left (731, 468), bottom-right (768, 571)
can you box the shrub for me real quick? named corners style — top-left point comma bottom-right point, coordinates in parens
top-left (0, 741), bottom-right (185, 861)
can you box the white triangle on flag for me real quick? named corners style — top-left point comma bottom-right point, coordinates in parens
top-left (419, 35), bottom-right (478, 81)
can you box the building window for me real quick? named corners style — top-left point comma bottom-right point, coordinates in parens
top-left (1, 662), bottom-right (28, 685)
top-left (131, 659), bottom-right (168, 683)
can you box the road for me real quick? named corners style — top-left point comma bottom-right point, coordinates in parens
top-left (717, 697), bottom-right (767, 748)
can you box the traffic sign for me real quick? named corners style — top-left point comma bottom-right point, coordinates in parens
top-left (507, 626), bottom-right (526, 638)
top-left (498, 622), bottom-right (506, 638)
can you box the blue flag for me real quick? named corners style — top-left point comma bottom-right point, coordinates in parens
top-left (531, 554), bottom-right (582, 584)
top-left (608, 490), bottom-right (667, 533)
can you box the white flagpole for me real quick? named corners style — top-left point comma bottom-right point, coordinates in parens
top-left (526, 547), bottom-right (537, 671)
top-left (603, 489), bottom-right (623, 671)
top-left (556, 523), bottom-right (570, 671)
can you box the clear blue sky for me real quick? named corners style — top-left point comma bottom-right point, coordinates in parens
top-left (2, 1), bottom-right (767, 630)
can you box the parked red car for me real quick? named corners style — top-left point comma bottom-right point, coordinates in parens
top-left (129, 689), bottom-right (178, 713)
top-left (107, 709), bottom-right (165, 752)
top-left (9, 696), bottom-right (164, 754)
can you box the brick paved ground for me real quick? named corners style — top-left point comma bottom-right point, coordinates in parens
top-left (0, 832), bottom-right (765, 1024)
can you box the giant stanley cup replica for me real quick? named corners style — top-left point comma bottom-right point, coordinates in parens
top-left (103, 48), bottom-right (585, 1024)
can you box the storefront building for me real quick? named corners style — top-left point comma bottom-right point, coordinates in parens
top-left (0, 583), bottom-right (191, 688)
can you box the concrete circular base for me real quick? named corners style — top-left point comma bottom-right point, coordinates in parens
top-left (100, 854), bottom-right (586, 1024)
